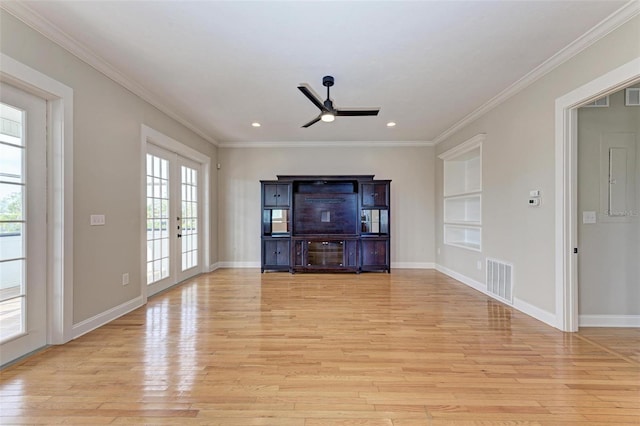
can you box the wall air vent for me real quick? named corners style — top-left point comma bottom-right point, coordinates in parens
top-left (582, 96), bottom-right (609, 108)
top-left (486, 258), bottom-right (514, 304)
top-left (625, 88), bottom-right (640, 106)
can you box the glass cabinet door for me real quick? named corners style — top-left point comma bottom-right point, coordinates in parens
top-left (263, 208), bottom-right (290, 235)
top-left (307, 241), bottom-right (344, 266)
top-left (361, 209), bottom-right (388, 234)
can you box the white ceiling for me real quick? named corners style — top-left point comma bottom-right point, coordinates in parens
top-left (7, 1), bottom-right (630, 145)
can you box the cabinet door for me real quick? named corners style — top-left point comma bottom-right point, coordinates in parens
top-left (361, 183), bottom-right (388, 207)
top-left (292, 240), bottom-right (306, 267)
top-left (276, 184), bottom-right (290, 207)
top-left (345, 240), bottom-right (358, 268)
top-left (264, 183), bottom-right (290, 207)
top-left (264, 240), bottom-right (290, 266)
top-left (361, 239), bottom-right (388, 267)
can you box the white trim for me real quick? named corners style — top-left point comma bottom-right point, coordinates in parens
top-left (579, 315), bottom-right (640, 327)
top-left (435, 264), bottom-right (486, 293)
top-left (71, 296), bottom-right (145, 339)
top-left (391, 262), bottom-right (435, 269)
top-left (0, 53), bottom-right (74, 345)
top-left (513, 298), bottom-right (556, 328)
top-left (555, 57), bottom-right (640, 332)
top-left (217, 261), bottom-right (261, 268)
top-left (140, 125), bottom-right (212, 299)
top-left (1, 2), bottom-right (219, 147)
top-left (433, 1), bottom-right (640, 145)
top-left (218, 140), bottom-right (434, 149)
top-left (436, 264), bottom-right (556, 327)
top-left (437, 134), bottom-right (486, 160)
top-left (215, 262), bottom-right (436, 270)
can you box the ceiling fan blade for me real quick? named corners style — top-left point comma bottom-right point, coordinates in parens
top-left (335, 108), bottom-right (380, 116)
top-left (298, 85), bottom-right (328, 111)
top-left (301, 116), bottom-right (322, 128)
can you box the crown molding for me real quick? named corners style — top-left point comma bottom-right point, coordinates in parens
top-left (438, 133), bottom-right (485, 160)
top-left (218, 140), bottom-right (435, 148)
top-left (1, 2), bottom-right (220, 147)
top-left (432, 0), bottom-right (640, 145)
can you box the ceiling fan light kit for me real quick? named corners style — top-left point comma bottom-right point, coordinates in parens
top-left (320, 112), bottom-right (335, 122)
top-left (298, 75), bottom-right (380, 128)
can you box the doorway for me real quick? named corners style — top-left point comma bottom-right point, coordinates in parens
top-left (0, 82), bottom-right (47, 364)
top-left (141, 125), bottom-right (210, 298)
top-left (555, 57), bottom-right (640, 332)
top-left (577, 85), bottom-right (639, 327)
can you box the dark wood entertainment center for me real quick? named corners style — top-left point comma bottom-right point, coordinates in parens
top-left (261, 175), bottom-right (391, 273)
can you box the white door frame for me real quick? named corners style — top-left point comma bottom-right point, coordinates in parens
top-left (0, 53), bottom-right (74, 345)
top-left (554, 57), bottom-right (640, 332)
top-left (140, 125), bottom-right (210, 301)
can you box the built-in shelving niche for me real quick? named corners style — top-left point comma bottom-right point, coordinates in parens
top-left (439, 134), bottom-right (484, 252)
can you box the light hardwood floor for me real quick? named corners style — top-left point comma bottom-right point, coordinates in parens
top-left (1, 269), bottom-right (638, 425)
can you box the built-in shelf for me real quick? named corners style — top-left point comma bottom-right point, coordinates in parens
top-left (444, 194), bottom-right (481, 225)
top-left (444, 224), bottom-right (482, 252)
top-left (439, 134), bottom-right (484, 252)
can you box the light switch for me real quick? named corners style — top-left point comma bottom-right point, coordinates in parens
top-left (90, 214), bottom-right (106, 226)
top-left (582, 211), bottom-right (597, 224)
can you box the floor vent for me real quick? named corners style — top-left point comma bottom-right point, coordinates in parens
top-left (486, 258), bottom-right (513, 304)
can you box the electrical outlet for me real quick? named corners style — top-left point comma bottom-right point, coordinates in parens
top-left (122, 273), bottom-right (129, 286)
top-left (477, 260), bottom-right (482, 270)
top-left (437, 247), bottom-right (441, 255)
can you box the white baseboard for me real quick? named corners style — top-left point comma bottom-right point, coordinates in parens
top-left (216, 261), bottom-right (261, 268)
top-left (435, 264), bottom-right (486, 293)
top-left (579, 315), bottom-right (640, 327)
top-left (72, 295), bottom-right (144, 340)
top-left (435, 264), bottom-right (556, 328)
top-left (215, 261), bottom-right (435, 270)
top-left (391, 262), bottom-right (435, 269)
top-left (514, 297), bottom-right (556, 328)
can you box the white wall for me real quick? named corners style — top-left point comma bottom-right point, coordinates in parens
top-left (0, 10), bottom-right (218, 324)
top-left (578, 87), bottom-right (640, 316)
top-left (435, 16), bottom-right (639, 317)
top-left (218, 145), bottom-right (435, 268)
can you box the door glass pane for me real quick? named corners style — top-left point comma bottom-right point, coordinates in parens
top-left (180, 165), bottom-right (198, 271)
top-left (0, 223), bottom-right (23, 261)
top-left (0, 298), bottom-right (24, 340)
top-left (0, 102), bottom-right (25, 342)
top-left (146, 154), bottom-right (170, 284)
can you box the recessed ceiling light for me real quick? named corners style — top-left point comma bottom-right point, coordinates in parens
top-left (251, 122), bottom-right (261, 127)
top-left (387, 122), bottom-right (396, 127)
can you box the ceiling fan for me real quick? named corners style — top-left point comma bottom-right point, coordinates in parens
top-left (297, 76), bottom-right (380, 128)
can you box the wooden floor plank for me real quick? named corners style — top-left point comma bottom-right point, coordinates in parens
top-left (1, 269), bottom-right (638, 425)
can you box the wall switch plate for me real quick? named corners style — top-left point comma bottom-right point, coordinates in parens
top-left (529, 190), bottom-right (540, 197)
top-left (90, 214), bottom-right (105, 226)
top-left (122, 273), bottom-right (129, 286)
top-left (528, 198), bottom-right (540, 206)
top-left (583, 211), bottom-right (597, 224)
top-left (477, 260), bottom-right (482, 270)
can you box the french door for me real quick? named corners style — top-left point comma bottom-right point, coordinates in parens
top-left (0, 82), bottom-right (47, 365)
top-left (146, 144), bottom-right (201, 296)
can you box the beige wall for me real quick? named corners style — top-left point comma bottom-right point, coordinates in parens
top-left (2, 7), bottom-right (637, 331)
top-left (578, 87), bottom-right (640, 315)
top-left (218, 146), bottom-right (435, 267)
top-left (435, 16), bottom-right (640, 315)
top-left (1, 10), bottom-right (218, 323)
